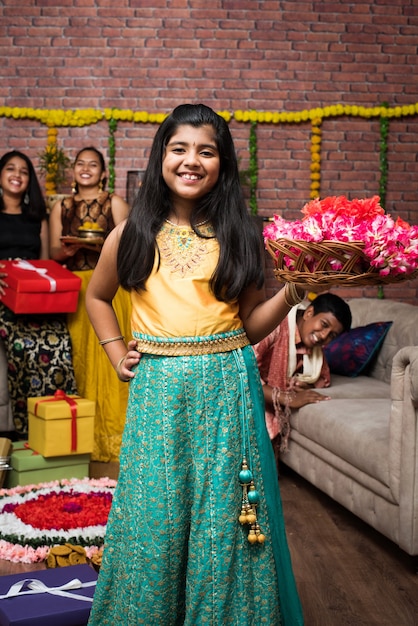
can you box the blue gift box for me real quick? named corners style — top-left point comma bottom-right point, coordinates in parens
top-left (0, 564), bottom-right (98, 626)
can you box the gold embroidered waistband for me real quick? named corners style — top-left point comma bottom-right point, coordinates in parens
top-left (133, 330), bottom-right (250, 356)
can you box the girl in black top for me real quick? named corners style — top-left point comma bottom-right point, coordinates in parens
top-left (0, 151), bottom-right (77, 437)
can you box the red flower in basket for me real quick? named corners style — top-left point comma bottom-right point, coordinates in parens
top-left (264, 195), bottom-right (418, 279)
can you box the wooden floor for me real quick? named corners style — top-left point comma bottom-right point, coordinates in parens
top-left (279, 464), bottom-right (418, 626)
top-left (0, 464), bottom-right (417, 625)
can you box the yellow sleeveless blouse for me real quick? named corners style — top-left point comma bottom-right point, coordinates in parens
top-left (130, 222), bottom-right (242, 337)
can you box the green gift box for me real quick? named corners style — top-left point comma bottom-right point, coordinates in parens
top-left (5, 442), bottom-right (90, 488)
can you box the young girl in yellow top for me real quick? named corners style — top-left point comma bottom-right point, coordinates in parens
top-left (86, 104), bottom-right (304, 625)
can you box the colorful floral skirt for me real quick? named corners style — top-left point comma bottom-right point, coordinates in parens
top-left (0, 303), bottom-right (77, 436)
top-left (67, 270), bottom-right (132, 462)
top-left (88, 339), bottom-right (303, 626)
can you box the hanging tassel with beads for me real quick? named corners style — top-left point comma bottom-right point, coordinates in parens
top-left (238, 459), bottom-right (266, 544)
top-left (234, 350), bottom-right (267, 544)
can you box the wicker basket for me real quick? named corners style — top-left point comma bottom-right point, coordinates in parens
top-left (265, 238), bottom-right (418, 287)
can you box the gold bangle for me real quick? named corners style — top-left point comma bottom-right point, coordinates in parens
top-left (99, 335), bottom-right (124, 346)
top-left (283, 284), bottom-right (296, 308)
top-left (284, 283), bottom-right (306, 308)
top-left (288, 282), bottom-right (305, 303)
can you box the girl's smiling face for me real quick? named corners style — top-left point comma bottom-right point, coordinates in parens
top-left (1, 156), bottom-right (30, 196)
top-left (73, 150), bottom-right (105, 189)
top-left (162, 124), bottom-right (220, 208)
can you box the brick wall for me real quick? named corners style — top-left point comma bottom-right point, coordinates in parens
top-left (1, 0), bottom-right (417, 301)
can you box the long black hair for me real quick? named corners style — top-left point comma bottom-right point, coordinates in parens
top-left (0, 150), bottom-right (46, 221)
top-left (117, 103), bottom-right (264, 301)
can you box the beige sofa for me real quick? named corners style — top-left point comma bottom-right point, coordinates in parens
top-left (281, 297), bottom-right (418, 556)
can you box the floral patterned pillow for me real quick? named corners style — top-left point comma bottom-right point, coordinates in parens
top-left (323, 321), bottom-right (393, 377)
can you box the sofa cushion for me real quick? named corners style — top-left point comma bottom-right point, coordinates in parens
top-left (347, 299), bottom-right (418, 384)
top-left (324, 375), bottom-right (390, 399)
top-left (290, 398), bottom-right (391, 489)
top-left (324, 321), bottom-right (392, 377)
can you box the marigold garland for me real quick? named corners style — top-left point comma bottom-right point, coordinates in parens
top-left (1, 102), bottom-right (417, 209)
top-left (310, 118), bottom-right (322, 200)
top-left (37, 127), bottom-right (71, 195)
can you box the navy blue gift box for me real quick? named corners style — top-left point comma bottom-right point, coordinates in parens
top-left (0, 564), bottom-right (98, 626)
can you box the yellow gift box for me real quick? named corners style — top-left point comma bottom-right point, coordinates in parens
top-left (27, 391), bottom-right (95, 457)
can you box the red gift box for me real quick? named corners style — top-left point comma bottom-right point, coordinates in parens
top-left (0, 260), bottom-right (82, 314)
top-left (0, 564), bottom-right (98, 626)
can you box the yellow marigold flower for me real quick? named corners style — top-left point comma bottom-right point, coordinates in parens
top-left (272, 112), bottom-right (280, 124)
top-left (155, 113), bottom-right (167, 124)
top-left (257, 111), bottom-right (265, 123)
top-left (218, 111), bottom-right (231, 122)
top-left (249, 110), bottom-right (258, 123)
top-left (309, 108), bottom-right (323, 121)
top-left (300, 110), bottom-right (310, 121)
top-left (234, 110), bottom-right (244, 122)
top-left (360, 107), bottom-right (372, 118)
top-left (310, 163), bottom-right (321, 172)
top-left (310, 181), bottom-right (320, 190)
top-left (310, 172), bottom-right (321, 181)
top-left (264, 111), bottom-right (273, 123)
top-left (311, 135), bottom-right (321, 145)
top-left (310, 190), bottom-right (320, 199)
top-left (135, 111), bottom-right (149, 123)
top-left (343, 105), bottom-right (352, 115)
top-left (311, 152), bottom-right (321, 162)
top-left (311, 126), bottom-right (321, 135)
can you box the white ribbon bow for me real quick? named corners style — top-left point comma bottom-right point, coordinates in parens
top-left (13, 259), bottom-right (57, 292)
top-left (0, 577), bottom-right (96, 602)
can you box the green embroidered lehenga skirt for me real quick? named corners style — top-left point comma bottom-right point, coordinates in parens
top-left (88, 333), bottom-right (303, 626)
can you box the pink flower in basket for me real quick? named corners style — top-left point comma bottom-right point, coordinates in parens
top-left (264, 195), bottom-right (418, 277)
